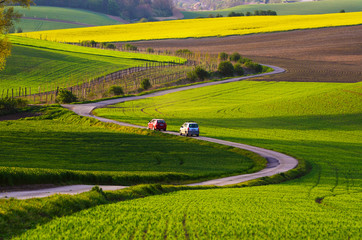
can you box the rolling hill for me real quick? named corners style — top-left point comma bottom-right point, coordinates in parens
top-left (13, 6), bottom-right (123, 32)
top-left (182, 0), bottom-right (362, 18)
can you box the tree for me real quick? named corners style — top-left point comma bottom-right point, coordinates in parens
top-left (109, 85), bottom-right (124, 95)
top-left (56, 89), bottom-right (77, 103)
top-left (234, 63), bottom-right (244, 76)
top-left (218, 52), bottom-right (228, 61)
top-left (0, 0), bottom-right (33, 70)
top-left (218, 61), bottom-right (234, 77)
top-left (140, 78), bottom-right (151, 90)
top-left (229, 52), bottom-right (241, 62)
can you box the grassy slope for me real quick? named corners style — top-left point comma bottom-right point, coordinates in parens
top-left (16, 188), bottom-right (361, 239)
top-left (15, 12), bottom-right (362, 42)
top-left (0, 106), bottom-right (264, 186)
top-left (182, 0), bottom-right (362, 18)
top-left (14, 19), bottom-right (84, 32)
top-left (13, 6), bottom-right (121, 32)
top-left (57, 80), bottom-right (362, 238)
top-left (0, 36), bottom-right (183, 93)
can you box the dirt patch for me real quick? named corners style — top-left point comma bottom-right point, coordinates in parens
top-left (0, 112), bottom-right (40, 121)
top-left (131, 25), bottom-right (362, 83)
top-left (0, 184), bottom-right (58, 193)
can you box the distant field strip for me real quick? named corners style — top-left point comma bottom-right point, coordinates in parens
top-left (15, 12), bottom-right (362, 42)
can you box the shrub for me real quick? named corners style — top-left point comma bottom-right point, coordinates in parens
top-left (140, 78), bottom-right (151, 90)
top-left (16, 27), bottom-right (23, 33)
top-left (228, 12), bottom-right (244, 17)
top-left (146, 47), bottom-right (155, 53)
top-left (187, 66), bottom-right (209, 82)
top-left (175, 49), bottom-right (193, 56)
top-left (0, 97), bottom-right (28, 115)
top-left (234, 63), bottom-right (244, 76)
top-left (124, 43), bottom-right (138, 51)
top-left (186, 71), bottom-right (198, 82)
top-left (218, 61), bottom-right (234, 77)
top-left (218, 52), bottom-right (229, 61)
top-left (105, 43), bottom-right (116, 49)
top-left (80, 40), bottom-right (98, 47)
top-left (194, 66), bottom-right (209, 80)
top-left (56, 89), bottom-right (77, 104)
top-left (238, 57), bottom-right (252, 64)
top-left (244, 61), bottom-right (263, 73)
top-left (109, 86), bottom-right (124, 96)
top-left (229, 52), bottom-right (241, 62)
top-left (90, 40), bottom-right (97, 47)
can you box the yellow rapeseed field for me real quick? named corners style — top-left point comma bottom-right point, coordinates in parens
top-left (15, 12), bottom-right (362, 43)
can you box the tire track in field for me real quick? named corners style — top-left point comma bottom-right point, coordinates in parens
top-left (1, 65), bottom-right (299, 199)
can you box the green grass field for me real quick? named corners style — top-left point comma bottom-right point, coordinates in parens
top-left (15, 187), bottom-right (361, 239)
top-left (14, 18), bottom-right (84, 32)
top-left (0, 106), bottom-right (264, 186)
top-left (0, 36), bottom-right (183, 94)
top-left (182, 0), bottom-right (362, 18)
top-left (49, 80), bottom-right (362, 238)
top-left (13, 6), bottom-right (122, 32)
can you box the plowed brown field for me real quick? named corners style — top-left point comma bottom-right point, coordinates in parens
top-left (133, 25), bottom-right (362, 83)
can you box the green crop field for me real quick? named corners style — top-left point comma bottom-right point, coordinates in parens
top-left (49, 80), bottom-right (362, 238)
top-left (13, 6), bottom-right (122, 32)
top-left (0, 107), bottom-right (264, 186)
top-left (182, 0), bottom-right (362, 18)
top-left (13, 18), bottom-right (84, 32)
top-left (0, 36), bottom-right (183, 94)
top-left (15, 187), bottom-right (361, 239)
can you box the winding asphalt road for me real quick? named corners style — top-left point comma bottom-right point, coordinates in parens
top-left (0, 64), bottom-right (299, 199)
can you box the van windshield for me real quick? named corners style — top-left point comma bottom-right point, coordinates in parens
top-left (189, 124), bottom-right (198, 128)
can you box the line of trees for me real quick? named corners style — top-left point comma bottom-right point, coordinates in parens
top-left (33, 0), bottom-right (174, 20)
top-left (206, 9), bottom-right (277, 18)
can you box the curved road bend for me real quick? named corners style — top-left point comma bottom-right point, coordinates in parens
top-left (0, 65), bottom-right (298, 199)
